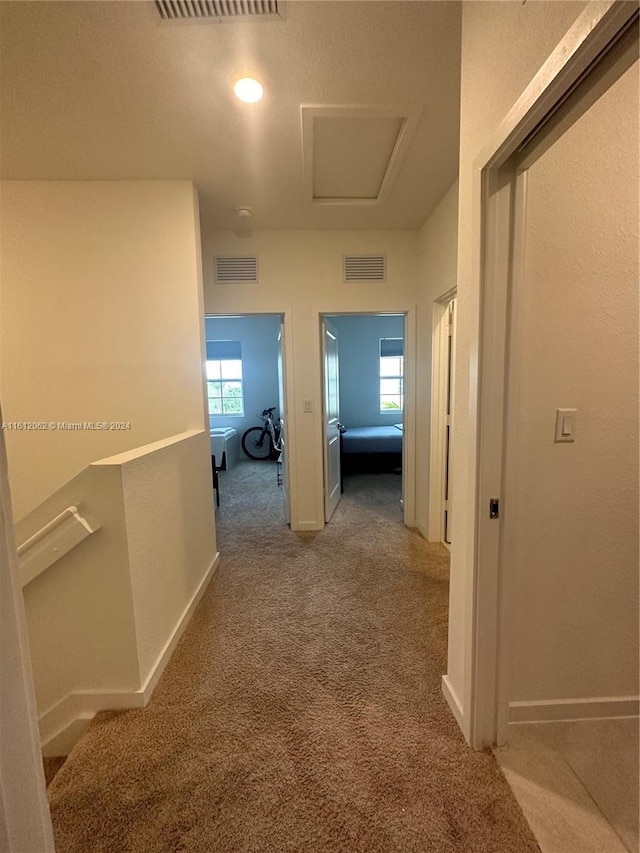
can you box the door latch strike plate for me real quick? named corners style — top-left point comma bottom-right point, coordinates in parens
top-left (489, 498), bottom-right (500, 519)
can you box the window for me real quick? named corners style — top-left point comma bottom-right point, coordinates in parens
top-left (206, 340), bottom-right (244, 416)
top-left (379, 337), bottom-right (403, 412)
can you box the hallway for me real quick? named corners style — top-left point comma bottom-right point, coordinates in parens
top-left (47, 463), bottom-right (539, 852)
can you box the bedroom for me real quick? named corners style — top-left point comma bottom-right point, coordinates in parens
top-left (205, 313), bottom-right (289, 524)
top-left (207, 312), bottom-right (406, 525)
top-left (323, 313), bottom-right (405, 516)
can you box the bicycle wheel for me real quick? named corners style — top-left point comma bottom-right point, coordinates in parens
top-left (241, 426), bottom-right (273, 460)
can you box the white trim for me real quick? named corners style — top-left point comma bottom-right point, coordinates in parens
top-left (428, 289), bottom-right (457, 543)
top-left (40, 554), bottom-right (219, 754)
top-left (401, 309), bottom-right (416, 528)
top-left (441, 675), bottom-right (467, 736)
top-left (509, 696), bottom-right (640, 723)
top-left (300, 105), bottom-right (421, 207)
top-left (294, 521), bottom-right (324, 532)
top-left (139, 553), bottom-right (220, 699)
top-left (316, 309), bottom-right (416, 530)
top-left (0, 411), bottom-right (55, 849)
top-left (204, 310), bottom-right (295, 527)
top-left (469, 0), bottom-right (638, 751)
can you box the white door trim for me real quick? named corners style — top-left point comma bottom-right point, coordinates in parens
top-left (205, 311), bottom-right (295, 527)
top-left (469, 0), bottom-right (638, 750)
top-left (0, 413), bottom-right (55, 851)
top-left (428, 289), bottom-right (456, 544)
top-left (317, 310), bottom-right (415, 529)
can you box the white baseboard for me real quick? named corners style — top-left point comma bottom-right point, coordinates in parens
top-left (509, 695), bottom-right (640, 723)
top-left (140, 552), bottom-right (219, 701)
top-left (294, 521), bottom-right (324, 531)
top-left (442, 675), bottom-right (467, 736)
top-left (40, 553), bottom-right (219, 755)
top-left (414, 519), bottom-right (429, 541)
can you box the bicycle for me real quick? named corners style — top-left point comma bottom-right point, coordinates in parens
top-left (241, 407), bottom-right (282, 460)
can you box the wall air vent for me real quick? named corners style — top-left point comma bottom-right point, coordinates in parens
top-left (155, 0), bottom-right (281, 21)
top-left (344, 255), bottom-right (386, 283)
top-left (215, 256), bottom-right (259, 284)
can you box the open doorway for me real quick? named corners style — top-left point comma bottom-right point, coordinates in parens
top-left (205, 313), bottom-right (290, 529)
top-left (321, 313), bottom-right (406, 524)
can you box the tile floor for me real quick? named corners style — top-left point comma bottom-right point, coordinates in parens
top-left (494, 718), bottom-right (639, 853)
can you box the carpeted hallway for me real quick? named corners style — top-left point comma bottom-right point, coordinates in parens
top-left (47, 461), bottom-right (540, 852)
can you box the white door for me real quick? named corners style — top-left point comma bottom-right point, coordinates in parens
top-left (277, 319), bottom-right (290, 525)
top-left (322, 319), bottom-right (341, 521)
top-left (472, 15), bottom-right (639, 748)
top-left (443, 297), bottom-right (457, 545)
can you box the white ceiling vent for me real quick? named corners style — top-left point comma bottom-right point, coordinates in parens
top-left (155, 0), bottom-right (281, 21)
top-left (344, 255), bottom-right (386, 283)
top-left (215, 256), bottom-right (259, 284)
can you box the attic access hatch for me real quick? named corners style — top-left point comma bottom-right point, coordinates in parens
top-left (301, 106), bottom-right (420, 207)
top-left (155, 0), bottom-right (282, 22)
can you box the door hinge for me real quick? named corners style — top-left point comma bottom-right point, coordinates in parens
top-left (489, 498), bottom-right (500, 519)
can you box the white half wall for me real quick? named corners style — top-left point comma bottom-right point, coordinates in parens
top-left (112, 431), bottom-right (217, 686)
top-left (17, 431), bottom-right (217, 752)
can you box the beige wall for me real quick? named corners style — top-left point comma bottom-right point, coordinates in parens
top-left (18, 430), bottom-right (217, 751)
top-left (202, 229), bottom-right (419, 530)
top-left (21, 464), bottom-right (140, 712)
top-left (510, 58), bottom-right (639, 704)
top-left (117, 431), bottom-right (217, 683)
top-left (0, 181), bottom-right (209, 520)
top-left (415, 182), bottom-right (459, 538)
top-left (449, 0), bottom-right (588, 728)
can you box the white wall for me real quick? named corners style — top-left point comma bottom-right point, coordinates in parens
top-left (205, 314), bottom-right (281, 436)
top-left (1, 180), bottom-right (217, 752)
top-left (202, 230), bottom-right (419, 530)
top-left (21, 465), bottom-right (139, 712)
top-left (449, 0), bottom-right (588, 735)
top-left (331, 313), bottom-right (405, 428)
top-left (18, 430), bottom-right (217, 752)
top-left (415, 182), bottom-right (459, 539)
top-left (0, 181), bottom-right (209, 520)
top-left (118, 431), bottom-right (217, 684)
top-left (509, 58), bottom-right (639, 706)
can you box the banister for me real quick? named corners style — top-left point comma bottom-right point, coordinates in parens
top-left (18, 506), bottom-right (100, 588)
top-left (18, 506), bottom-right (87, 556)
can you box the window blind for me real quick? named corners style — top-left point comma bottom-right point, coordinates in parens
top-left (206, 340), bottom-right (242, 360)
top-left (380, 338), bottom-right (404, 358)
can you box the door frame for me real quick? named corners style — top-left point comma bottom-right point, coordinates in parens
top-left (428, 288), bottom-right (457, 544)
top-left (204, 311), bottom-right (294, 526)
top-left (318, 310), bottom-right (414, 528)
top-left (469, 0), bottom-right (638, 749)
top-left (320, 318), bottom-right (341, 522)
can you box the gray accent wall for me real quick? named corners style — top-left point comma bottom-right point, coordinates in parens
top-left (330, 314), bottom-right (404, 428)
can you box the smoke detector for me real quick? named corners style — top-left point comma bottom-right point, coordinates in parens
top-left (237, 207), bottom-right (254, 219)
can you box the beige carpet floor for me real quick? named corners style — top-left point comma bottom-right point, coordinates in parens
top-left (47, 461), bottom-right (540, 852)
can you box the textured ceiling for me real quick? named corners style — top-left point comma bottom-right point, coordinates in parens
top-left (0, 1), bottom-right (462, 231)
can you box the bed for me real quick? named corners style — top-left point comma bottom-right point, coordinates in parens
top-left (210, 427), bottom-right (239, 470)
top-left (340, 424), bottom-right (403, 478)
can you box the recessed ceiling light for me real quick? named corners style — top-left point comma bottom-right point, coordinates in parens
top-left (234, 78), bottom-right (264, 103)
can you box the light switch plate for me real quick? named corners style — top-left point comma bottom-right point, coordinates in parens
top-left (555, 408), bottom-right (576, 442)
